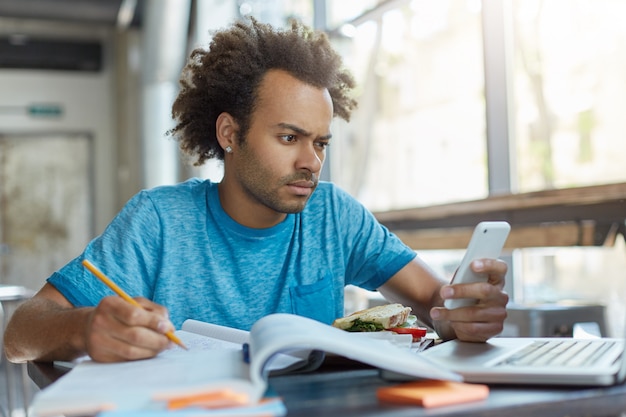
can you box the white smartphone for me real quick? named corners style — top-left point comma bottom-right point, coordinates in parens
top-left (443, 221), bottom-right (511, 310)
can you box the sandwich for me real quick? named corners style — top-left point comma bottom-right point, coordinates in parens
top-left (332, 303), bottom-right (427, 341)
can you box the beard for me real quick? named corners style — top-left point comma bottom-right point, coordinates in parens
top-left (235, 143), bottom-right (319, 214)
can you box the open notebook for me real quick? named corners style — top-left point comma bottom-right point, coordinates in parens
top-left (419, 332), bottom-right (626, 386)
top-left (31, 313), bottom-right (459, 417)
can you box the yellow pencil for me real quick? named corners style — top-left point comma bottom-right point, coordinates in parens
top-left (82, 259), bottom-right (187, 350)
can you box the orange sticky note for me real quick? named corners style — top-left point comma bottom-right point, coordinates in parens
top-left (377, 380), bottom-right (489, 408)
top-left (166, 389), bottom-right (249, 410)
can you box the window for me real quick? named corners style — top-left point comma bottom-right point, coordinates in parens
top-left (510, 0), bottom-right (626, 192)
top-left (327, 0), bottom-right (626, 332)
top-left (509, 0), bottom-right (626, 335)
top-left (329, 0), bottom-right (487, 211)
top-left (192, 1), bottom-right (626, 332)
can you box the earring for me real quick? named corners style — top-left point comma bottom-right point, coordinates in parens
top-left (225, 146), bottom-right (233, 154)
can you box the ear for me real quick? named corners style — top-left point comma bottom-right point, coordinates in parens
top-left (216, 112), bottom-right (239, 152)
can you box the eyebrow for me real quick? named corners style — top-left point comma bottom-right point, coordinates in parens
top-left (277, 123), bottom-right (333, 141)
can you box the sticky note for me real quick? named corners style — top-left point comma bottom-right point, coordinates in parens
top-left (166, 388), bottom-right (249, 410)
top-left (377, 380), bottom-right (489, 408)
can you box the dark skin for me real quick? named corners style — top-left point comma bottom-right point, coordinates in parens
top-left (3, 69), bottom-right (507, 364)
top-left (3, 285), bottom-right (174, 363)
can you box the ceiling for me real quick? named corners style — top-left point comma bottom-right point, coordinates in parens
top-left (0, 0), bottom-right (144, 28)
top-left (0, 0), bottom-right (146, 71)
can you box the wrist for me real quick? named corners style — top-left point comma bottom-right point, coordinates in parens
top-left (67, 307), bottom-right (93, 358)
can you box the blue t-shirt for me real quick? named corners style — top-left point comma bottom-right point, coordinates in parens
top-left (48, 179), bottom-right (416, 330)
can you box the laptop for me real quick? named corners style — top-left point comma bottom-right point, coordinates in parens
top-left (418, 333), bottom-right (626, 386)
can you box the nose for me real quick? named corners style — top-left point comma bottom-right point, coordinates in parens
top-left (296, 142), bottom-right (323, 174)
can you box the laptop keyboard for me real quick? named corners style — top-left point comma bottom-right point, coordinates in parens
top-left (497, 340), bottom-right (617, 367)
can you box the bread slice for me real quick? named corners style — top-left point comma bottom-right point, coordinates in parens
top-left (333, 303), bottom-right (412, 330)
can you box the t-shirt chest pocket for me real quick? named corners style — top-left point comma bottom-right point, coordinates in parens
top-left (289, 273), bottom-right (336, 324)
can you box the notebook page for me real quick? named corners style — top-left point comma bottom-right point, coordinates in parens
top-left (31, 349), bottom-right (250, 417)
top-left (181, 319), bottom-right (249, 345)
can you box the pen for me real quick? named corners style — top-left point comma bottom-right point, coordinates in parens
top-left (81, 259), bottom-right (188, 350)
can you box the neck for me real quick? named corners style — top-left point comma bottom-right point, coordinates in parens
top-left (217, 180), bottom-right (287, 229)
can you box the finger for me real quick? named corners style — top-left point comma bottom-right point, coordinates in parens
top-left (430, 305), bottom-right (508, 342)
top-left (110, 299), bottom-right (175, 351)
top-left (102, 296), bottom-right (175, 336)
top-left (431, 301), bottom-right (508, 323)
top-left (451, 320), bottom-right (506, 342)
top-left (134, 297), bottom-right (176, 334)
top-left (450, 305), bottom-right (508, 341)
top-left (88, 315), bottom-right (171, 362)
top-left (441, 282), bottom-right (503, 304)
top-left (87, 328), bottom-right (165, 362)
top-left (135, 297), bottom-right (170, 316)
top-left (471, 258), bottom-right (508, 285)
top-left (88, 298), bottom-right (172, 361)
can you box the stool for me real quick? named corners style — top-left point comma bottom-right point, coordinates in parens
top-left (1, 285), bottom-right (35, 417)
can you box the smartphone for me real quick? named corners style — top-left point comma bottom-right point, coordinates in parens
top-left (443, 221), bottom-right (511, 310)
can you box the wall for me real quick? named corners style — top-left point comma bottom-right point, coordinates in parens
top-left (0, 18), bottom-right (122, 288)
top-left (0, 18), bottom-right (120, 232)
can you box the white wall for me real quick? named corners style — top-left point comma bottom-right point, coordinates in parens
top-left (0, 19), bottom-right (118, 235)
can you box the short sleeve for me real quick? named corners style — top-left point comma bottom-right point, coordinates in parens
top-left (327, 185), bottom-right (417, 291)
top-left (48, 190), bottom-right (163, 307)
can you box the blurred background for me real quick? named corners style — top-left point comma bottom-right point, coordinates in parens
top-left (1, 0), bottom-right (626, 413)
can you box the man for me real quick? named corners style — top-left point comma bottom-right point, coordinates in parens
top-left (3, 18), bottom-right (508, 364)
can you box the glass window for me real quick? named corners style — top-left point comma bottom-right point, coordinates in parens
top-left (236, 0), bottom-right (313, 27)
top-left (509, 0), bottom-right (626, 335)
top-left (326, 0), bottom-right (383, 29)
top-left (329, 0), bottom-right (487, 211)
top-left (332, 0), bottom-right (626, 330)
top-left (190, 1), bottom-right (626, 330)
top-left (510, 0), bottom-right (626, 191)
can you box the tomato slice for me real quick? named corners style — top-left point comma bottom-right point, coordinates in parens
top-left (389, 327), bottom-right (428, 342)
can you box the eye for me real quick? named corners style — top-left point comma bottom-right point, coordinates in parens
top-left (315, 140), bottom-right (330, 150)
top-left (279, 134), bottom-right (297, 143)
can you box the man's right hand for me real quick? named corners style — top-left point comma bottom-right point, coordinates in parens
top-left (85, 296), bottom-right (175, 362)
top-left (3, 283), bottom-right (175, 363)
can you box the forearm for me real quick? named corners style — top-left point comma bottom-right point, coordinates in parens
top-left (3, 297), bottom-right (92, 363)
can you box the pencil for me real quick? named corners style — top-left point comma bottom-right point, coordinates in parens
top-left (81, 259), bottom-right (188, 350)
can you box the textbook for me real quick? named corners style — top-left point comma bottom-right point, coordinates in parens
top-left (31, 313), bottom-right (460, 417)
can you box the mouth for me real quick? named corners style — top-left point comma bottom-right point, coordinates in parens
top-left (286, 176), bottom-right (318, 197)
top-left (287, 181), bottom-right (315, 196)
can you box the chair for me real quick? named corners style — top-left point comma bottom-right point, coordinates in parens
top-left (1, 285), bottom-right (36, 417)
